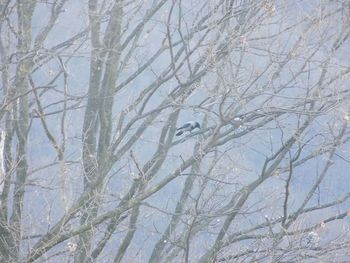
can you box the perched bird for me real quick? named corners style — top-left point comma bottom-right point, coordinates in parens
top-left (304, 231), bottom-right (320, 248)
top-left (176, 121), bottom-right (201, 136)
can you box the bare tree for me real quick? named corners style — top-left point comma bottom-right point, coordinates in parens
top-left (1, 0), bottom-right (350, 262)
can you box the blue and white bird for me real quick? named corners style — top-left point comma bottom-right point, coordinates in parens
top-left (176, 121), bottom-right (201, 136)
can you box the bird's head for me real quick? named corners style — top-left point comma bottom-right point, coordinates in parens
top-left (194, 122), bottom-right (201, 129)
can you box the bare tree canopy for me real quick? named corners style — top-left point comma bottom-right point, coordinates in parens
top-left (1, 0), bottom-right (350, 262)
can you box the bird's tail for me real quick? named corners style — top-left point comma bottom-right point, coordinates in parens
top-left (176, 130), bottom-right (183, 136)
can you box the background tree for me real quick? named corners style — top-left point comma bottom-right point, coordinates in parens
top-left (1, 0), bottom-right (350, 262)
